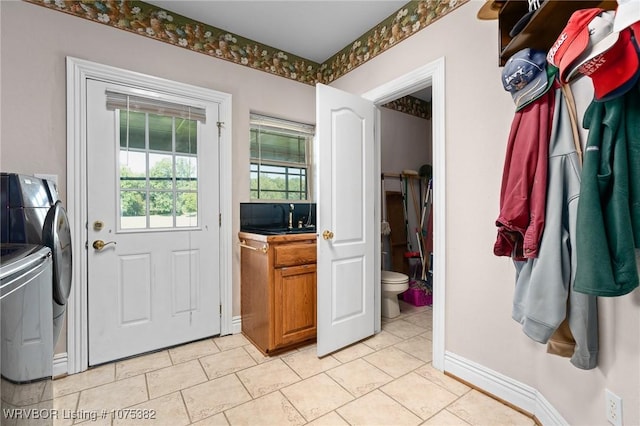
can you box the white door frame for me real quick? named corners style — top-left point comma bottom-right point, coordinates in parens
top-left (361, 57), bottom-right (445, 370)
top-left (65, 57), bottom-right (233, 374)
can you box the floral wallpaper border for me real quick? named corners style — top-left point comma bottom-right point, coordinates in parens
top-left (27, 0), bottom-right (467, 91)
top-left (383, 95), bottom-right (432, 120)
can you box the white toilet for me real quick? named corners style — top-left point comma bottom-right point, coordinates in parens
top-left (381, 270), bottom-right (409, 318)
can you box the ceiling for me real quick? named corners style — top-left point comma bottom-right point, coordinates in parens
top-left (145, 1), bottom-right (409, 63)
top-left (144, 1), bottom-right (432, 101)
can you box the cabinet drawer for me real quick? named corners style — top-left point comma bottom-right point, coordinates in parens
top-left (274, 243), bottom-right (316, 267)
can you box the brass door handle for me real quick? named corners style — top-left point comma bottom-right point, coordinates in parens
top-left (322, 230), bottom-right (334, 240)
top-left (93, 240), bottom-right (117, 251)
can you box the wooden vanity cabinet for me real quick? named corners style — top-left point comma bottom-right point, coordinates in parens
top-left (239, 232), bottom-right (317, 355)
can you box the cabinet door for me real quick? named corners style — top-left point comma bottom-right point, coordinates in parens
top-left (273, 264), bottom-right (317, 348)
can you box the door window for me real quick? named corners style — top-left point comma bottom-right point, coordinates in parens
top-left (117, 107), bottom-right (200, 230)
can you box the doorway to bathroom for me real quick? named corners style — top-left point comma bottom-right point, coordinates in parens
top-left (361, 57), bottom-right (445, 370)
top-left (379, 87), bottom-right (433, 282)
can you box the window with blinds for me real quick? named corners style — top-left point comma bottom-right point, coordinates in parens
top-left (250, 113), bottom-right (315, 200)
top-left (107, 91), bottom-right (204, 230)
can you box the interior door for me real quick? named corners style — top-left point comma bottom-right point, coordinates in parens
top-left (316, 83), bottom-right (376, 357)
top-left (86, 79), bottom-right (220, 365)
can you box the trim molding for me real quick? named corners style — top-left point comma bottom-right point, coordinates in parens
top-left (65, 56), bottom-right (233, 374)
top-left (53, 352), bottom-right (67, 378)
top-left (25, 0), bottom-right (467, 85)
top-left (444, 351), bottom-right (569, 426)
top-left (232, 315), bottom-right (242, 335)
top-left (363, 57), bottom-right (446, 371)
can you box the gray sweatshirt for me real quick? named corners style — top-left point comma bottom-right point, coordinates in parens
top-left (512, 86), bottom-right (599, 370)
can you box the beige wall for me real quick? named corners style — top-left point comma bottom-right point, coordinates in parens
top-left (380, 107), bottom-right (432, 178)
top-left (332, 3), bottom-right (640, 425)
top-left (2, 1), bottom-right (639, 425)
top-left (0, 1), bottom-right (315, 323)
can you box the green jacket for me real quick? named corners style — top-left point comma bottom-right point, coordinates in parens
top-left (574, 81), bottom-right (640, 297)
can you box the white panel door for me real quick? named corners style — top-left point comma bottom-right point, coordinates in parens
top-left (86, 79), bottom-right (220, 365)
top-left (316, 84), bottom-right (375, 357)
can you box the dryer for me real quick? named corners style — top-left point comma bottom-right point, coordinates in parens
top-left (1, 173), bottom-right (72, 345)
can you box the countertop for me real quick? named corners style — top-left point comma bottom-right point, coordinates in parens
top-left (238, 231), bottom-right (318, 243)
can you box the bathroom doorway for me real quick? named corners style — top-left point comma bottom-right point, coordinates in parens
top-left (380, 87), bottom-right (432, 278)
top-left (361, 57), bottom-right (445, 370)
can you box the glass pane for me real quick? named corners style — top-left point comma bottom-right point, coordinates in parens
top-left (260, 171), bottom-right (286, 191)
top-left (149, 154), bottom-right (173, 190)
top-left (120, 190), bottom-right (147, 229)
top-left (148, 114), bottom-right (173, 152)
top-left (260, 190), bottom-right (286, 200)
top-left (120, 150), bottom-right (147, 190)
top-left (252, 131), bottom-right (306, 163)
top-left (288, 175), bottom-right (301, 192)
top-left (119, 111), bottom-right (145, 150)
top-left (176, 192), bottom-right (198, 227)
top-left (250, 169), bottom-right (258, 191)
top-left (250, 129), bottom-right (259, 158)
top-left (176, 118), bottom-right (198, 154)
top-left (149, 191), bottom-right (174, 228)
top-left (260, 164), bottom-right (285, 174)
top-left (176, 156), bottom-right (197, 190)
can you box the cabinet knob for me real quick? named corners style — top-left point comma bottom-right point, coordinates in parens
top-left (322, 230), bottom-right (334, 240)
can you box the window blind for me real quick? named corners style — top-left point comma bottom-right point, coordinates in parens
top-left (250, 113), bottom-right (315, 137)
top-left (106, 91), bottom-right (207, 123)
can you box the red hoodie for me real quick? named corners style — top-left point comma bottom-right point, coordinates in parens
top-left (494, 87), bottom-right (556, 260)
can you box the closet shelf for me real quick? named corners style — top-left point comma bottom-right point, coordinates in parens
top-left (498, 0), bottom-right (617, 66)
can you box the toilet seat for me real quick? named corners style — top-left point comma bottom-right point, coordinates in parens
top-left (381, 270), bottom-right (409, 283)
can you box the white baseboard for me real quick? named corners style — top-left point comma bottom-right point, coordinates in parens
top-left (444, 351), bottom-right (568, 426)
top-left (231, 315), bottom-right (242, 334)
top-left (53, 352), bottom-right (68, 378)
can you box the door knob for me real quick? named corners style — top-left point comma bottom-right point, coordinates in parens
top-left (93, 240), bottom-right (117, 251)
top-left (322, 230), bottom-right (334, 240)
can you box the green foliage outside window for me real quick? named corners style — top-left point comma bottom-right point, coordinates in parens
top-left (119, 110), bottom-right (199, 228)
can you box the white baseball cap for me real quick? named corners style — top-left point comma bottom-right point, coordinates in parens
top-left (613, 0), bottom-right (640, 32)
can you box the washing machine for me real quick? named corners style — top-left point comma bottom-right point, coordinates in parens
top-left (0, 244), bottom-right (54, 423)
top-left (0, 244), bottom-right (54, 382)
top-left (1, 173), bottom-right (72, 346)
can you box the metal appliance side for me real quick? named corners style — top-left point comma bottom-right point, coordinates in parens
top-left (0, 245), bottom-right (54, 422)
top-left (0, 173), bottom-right (54, 245)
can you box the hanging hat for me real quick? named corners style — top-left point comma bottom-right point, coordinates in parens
top-left (563, 11), bottom-right (620, 82)
top-left (570, 23), bottom-right (640, 101)
top-left (502, 48), bottom-right (550, 110)
top-left (509, 0), bottom-right (545, 38)
top-left (477, 0), bottom-right (503, 20)
top-left (547, 8), bottom-right (606, 82)
top-left (613, 0), bottom-right (640, 33)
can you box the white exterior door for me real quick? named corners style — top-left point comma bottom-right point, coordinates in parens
top-left (316, 84), bottom-right (376, 357)
top-left (86, 79), bottom-right (220, 365)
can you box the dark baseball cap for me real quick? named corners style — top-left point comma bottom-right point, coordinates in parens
top-left (502, 48), bottom-right (550, 110)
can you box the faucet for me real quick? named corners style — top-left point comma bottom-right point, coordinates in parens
top-left (288, 203), bottom-right (294, 229)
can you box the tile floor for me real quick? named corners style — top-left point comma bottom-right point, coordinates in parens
top-left (50, 301), bottom-right (536, 425)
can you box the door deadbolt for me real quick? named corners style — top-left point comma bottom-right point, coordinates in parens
top-left (93, 220), bottom-right (104, 231)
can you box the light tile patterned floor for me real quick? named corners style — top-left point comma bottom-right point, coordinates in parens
top-left (52, 301), bottom-right (535, 425)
